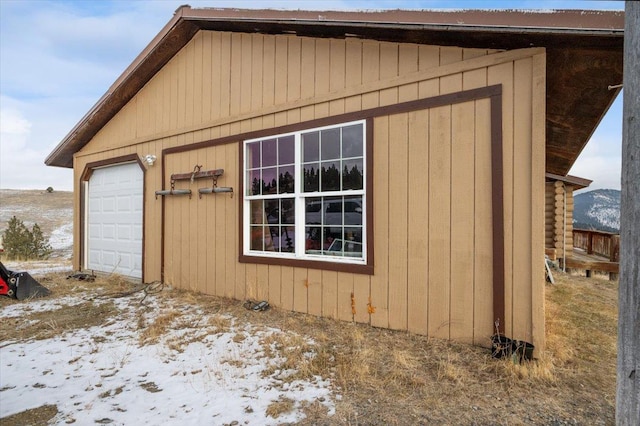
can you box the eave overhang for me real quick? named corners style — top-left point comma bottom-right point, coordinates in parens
top-left (45, 7), bottom-right (624, 175)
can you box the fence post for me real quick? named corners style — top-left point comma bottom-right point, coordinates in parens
top-left (610, 235), bottom-right (620, 281)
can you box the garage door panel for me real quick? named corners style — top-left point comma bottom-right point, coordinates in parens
top-left (117, 224), bottom-right (132, 240)
top-left (87, 162), bottom-right (143, 278)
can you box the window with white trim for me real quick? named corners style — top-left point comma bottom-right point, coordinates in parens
top-left (244, 120), bottom-right (366, 264)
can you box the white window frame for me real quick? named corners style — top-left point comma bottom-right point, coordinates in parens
top-left (243, 119), bottom-right (367, 265)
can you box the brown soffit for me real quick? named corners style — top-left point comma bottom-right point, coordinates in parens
top-left (545, 172), bottom-right (592, 190)
top-left (45, 6), bottom-right (624, 175)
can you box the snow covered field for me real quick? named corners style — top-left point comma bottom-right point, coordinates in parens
top-left (0, 279), bottom-right (336, 425)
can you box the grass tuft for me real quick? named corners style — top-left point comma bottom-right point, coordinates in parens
top-left (265, 397), bottom-right (295, 419)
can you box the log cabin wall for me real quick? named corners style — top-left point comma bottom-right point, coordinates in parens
top-left (545, 180), bottom-right (574, 262)
top-left (73, 31), bottom-right (546, 350)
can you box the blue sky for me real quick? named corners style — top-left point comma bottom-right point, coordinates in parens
top-left (0, 0), bottom-right (624, 192)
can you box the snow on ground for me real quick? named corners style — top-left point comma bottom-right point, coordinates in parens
top-left (1, 260), bottom-right (73, 275)
top-left (0, 288), bottom-right (335, 425)
top-left (49, 222), bottom-right (73, 250)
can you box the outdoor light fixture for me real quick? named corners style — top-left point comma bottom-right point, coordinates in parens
top-left (144, 154), bottom-right (157, 166)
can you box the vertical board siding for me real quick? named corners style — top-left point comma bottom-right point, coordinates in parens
top-left (450, 100), bottom-right (476, 343)
top-left (487, 61), bottom-right (514, 338)
top-left (512, 57), bottom-right (534, 342)
top-left (427, 105), bottom-right (452, 339)
top-left (388, 113), bottom-right (409, 331)
top-left (530, 52), bottom-right (546, 352)
top-left (473, 98), bottom-right (495, 345)
top-left (371, 115), bottom-right (390, 329)
top-left (407, 110), bottom-right (429, 335)
top-left (74, 32), bottom-right (543, 349)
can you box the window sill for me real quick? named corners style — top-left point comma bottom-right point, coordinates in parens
top-left (239, 253), bottom-right (374, 275)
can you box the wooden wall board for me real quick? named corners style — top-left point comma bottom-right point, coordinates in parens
top-left (427, 104), bottom-right (452, 339)
top-left (512, 57), bottom-right (534, 342)
top-left (336, 272), bottom-right (353, 322)
top-left (488, 61), bottom-right (514, 338)
top-left (473, 98), bottom-right (495, 346)
top-left (308, 268), bottom-right (323, 317)
top-left (322, 270), bottom-right (339, 319)
top-left (388, 113), bottom-right (409, 331)
top-left (406, 109), bottom-right (429, 335)
top-left (225, 142), bottom-right (238, 299)
top-left (371, 115), bottom-right (390, 329)
top-left (530, 52), bottom-right (546, 352)
top-left (450, 99), bottom-right (476, 343)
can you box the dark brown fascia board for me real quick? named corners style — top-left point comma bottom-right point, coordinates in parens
top-left (181, 7), bottom-right (624, 31)
top-left (184, 8), bottom-right (624, 50)
top-left (545, 172), bottom-right (593, 190)
top-left (44, 6), bottom-right (623, 169)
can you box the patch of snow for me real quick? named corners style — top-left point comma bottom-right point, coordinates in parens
top-left (49, 222), bottom-right (73, 250)
top-left (0, 291), bottom-right (335, 425)
top-left (586, 205), bottom-right (620, 230)
top-left (2, 260), bottom-right (72, 276)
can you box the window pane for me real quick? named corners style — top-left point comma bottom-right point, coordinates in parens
top-left (344, 196), bottom-right (363, 226)
top-left (278, 165), bottom-right (295, 194)
top-left (278, 135), bottom-right (294, 164)
top-left (321, 161), bottom-right (340, 192)
top-left (305, 226), bottom-right (322, 253)
top-left (247, 142), bottom-right (261, 168)
top-left (280, 198), bottom-right (295, 224)
top-left (247, 169), bottom-right (261, 196)
top-left (262, 167), bottom-right (277, 194)
top-left (302, 132), bottom-right (319, 162)
top-left (262, 138), bottom-right (277, 167)
top-left (323, 227), bottom-right (340, 252)
top-left (264, 199), bottom-right (279, 225)
top-left (342, 159), bottom-right (363, 190)
top-left (305, 197), bottom-right (322, 225)
top-left (342, 124), bottom-right (363, 158)
top-left (250, 226), bottom-right (264, 251)
top-left (265, 226), bottom-right (279, 252)
top-left (280, 226), bottom-right (295, 252)
top-left (250, 200), bottom-right (264, 224)
top-left (264, 226), bottom-right (278, 252)
top-left (321, 128), bottom-right (340, 160)
top-left (303, 163), bottom-right (320, 192)
top-left (323, 196), bottom-right (343, 225)
top-left (345, 226), bottom-right (363, 245)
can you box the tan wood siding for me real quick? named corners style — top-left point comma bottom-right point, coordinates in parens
top-left (74, 32), bottom-right (544, 350)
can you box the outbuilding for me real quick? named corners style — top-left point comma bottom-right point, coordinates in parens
top-left (46, 7), bottom-right (623, 352)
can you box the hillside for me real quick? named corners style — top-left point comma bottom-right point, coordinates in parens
top-left (0, 189), bottom-right (73, 259)
top-left (573, 188), bottom-right (620, 232)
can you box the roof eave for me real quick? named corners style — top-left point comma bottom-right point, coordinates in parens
top-left (44, 7), bottom-right (624, 171)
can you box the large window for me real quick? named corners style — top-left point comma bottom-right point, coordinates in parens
top-left (244, 120), bottom-right (366, 264)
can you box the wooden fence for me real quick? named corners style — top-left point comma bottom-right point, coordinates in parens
top-left (573, 229), bottom-right (620, 261)
top-left (569, 228), bottom-right (620, 279)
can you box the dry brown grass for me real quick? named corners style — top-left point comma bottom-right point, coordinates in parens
top-left (139, 310), bottom-right (182, 345)
top-left (0, 299), bottom-right (118, 345)
top-left (1, 269), bottom-right (618, 425)
top-left (265, 397), bottom-right (295, 419)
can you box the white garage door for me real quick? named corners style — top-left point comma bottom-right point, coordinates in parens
top-left (87, 162), bottom-right (143, 278)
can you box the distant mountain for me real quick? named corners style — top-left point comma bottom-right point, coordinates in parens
top-left (573, 189), bottom-right (620, 233)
